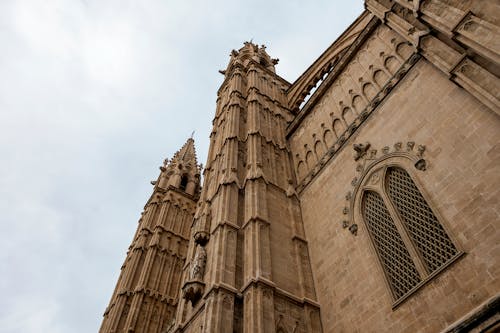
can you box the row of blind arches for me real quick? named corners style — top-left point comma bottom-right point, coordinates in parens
top-left (361, 167), bottom-right (458, 301)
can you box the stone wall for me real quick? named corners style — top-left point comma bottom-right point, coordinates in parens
top-left (296, 58), bottom-right (499, 332)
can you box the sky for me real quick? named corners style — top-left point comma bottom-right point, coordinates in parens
top-left (0, 1), bottom-right (363, 332)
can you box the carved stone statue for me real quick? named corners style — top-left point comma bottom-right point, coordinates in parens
top-left (190, 245), bottom-right (207, 280)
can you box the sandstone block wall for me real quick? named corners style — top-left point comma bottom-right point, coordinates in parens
top-left (297, 59), bottom-right (499, 332)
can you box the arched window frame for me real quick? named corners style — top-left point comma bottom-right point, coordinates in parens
top-left (179, 174), bottom-right (189, 191)
top-left (351, 155), bottom-right (464, 308)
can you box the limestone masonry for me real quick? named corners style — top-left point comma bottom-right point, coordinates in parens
top-left (100, 1), bottom-right (500, 332)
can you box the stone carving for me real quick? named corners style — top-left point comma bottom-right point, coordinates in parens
top-left (352, 142), bottom-right (370, 161)
top-left (190, 245), bottom-right (207, 280)
top-left (415, 158), bottom-right (427, 171)
top-left (349, 224), bottom-right (358, 236)
top-left (369, 170), bottom-right (381, 185)
top-left (341, 141), bottom-right (428, 235)
top-left (182, 244), bottom-right (207, 304)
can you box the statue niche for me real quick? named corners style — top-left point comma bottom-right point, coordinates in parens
top-left (182, 244), bottom-right (207, 305)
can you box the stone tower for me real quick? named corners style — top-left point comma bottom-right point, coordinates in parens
top-left (170, 42), bottom-right (322, 332)
top-left (100, 138), bottom-right (202, 333)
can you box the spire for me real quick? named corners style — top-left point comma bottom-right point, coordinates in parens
top-left (171, 137), bottom-right (199, 169)
top-left (153, 137), bottom-right (202, 197)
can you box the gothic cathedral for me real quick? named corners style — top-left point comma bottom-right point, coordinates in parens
top-left (100, 1), bottom-right (500, 332)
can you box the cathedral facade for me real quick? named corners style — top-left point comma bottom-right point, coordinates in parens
top-left (100, 1), bottom-right (500, 332)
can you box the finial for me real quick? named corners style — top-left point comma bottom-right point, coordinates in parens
top-left (190, 131), bottom-right (195, 139)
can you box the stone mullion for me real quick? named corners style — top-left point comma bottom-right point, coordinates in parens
top-left (123, 291), bottom-right (145, 331)
top-left (167, 205), bottom-right (178, 231)
top-left (156, 302), bottom-right (168, 333)
top-left (203, 230), bottom-right (237, 332)
top-left (208, 223), bottom-right (224, 285)
top-left (222, 225), bottom-right (238, 286)
top-left (122, 235), bottom-right (159, 330)
top-left (269, 143), bottom-right (278, 185)
top-left (247, 134), bottom-right (264, 180)
top-left (184, 211), bottom-right (194, 238)
top-left (176, 209), bottom-right (185, 237)
top-left (139, 205), bottom-right (156, 234)
top-left (258, 218), bottom-right (272, 280)
top-left (142, 296), bottom-right (154, 333)
top-left (222, 138), bottom-right (239, 186)
top-left (380, 189), bottom-right (429, 277)
top-left (171, 257), bottom-right (184, 300)
top-left (160, 201), bottom-right (172, 229)
top-left (165, 255), bottom-right (177, 297)
top-left (247, 65), bottom-right (259, 91)
top-left (138, 233), bottom-right (160, 289)
top-left (206, 132), bottom-right (217, 169)
top-left (230, 68), bottom-right (244, 93)
top-left (154, 201), bottom-right (168, 230)
top-left (163, 255), bottom-right (176, 298)
top-left (147, 203), bottom-right (160, 229)
top-left (275, 114), bottom-right (284, 148)
top-left (243, 218), bottom-right (257, 282)
top-left (102, 294), bottom-right (128, 332)
top-left (153, 251), bottom-right (166, 292)
top-left (242, 179), bottom-right (271, 285)
top-left (175, 209), bottom-right (184, 235)
top-left (121, 248), bottom-right (143, 291)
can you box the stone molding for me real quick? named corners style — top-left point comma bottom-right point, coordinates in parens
top-left (295, 53), bottom-right (421, 194)
top-left (341, 140), bottom-right (427, 235)
top-left (441, 294), bottom-right (500, 333)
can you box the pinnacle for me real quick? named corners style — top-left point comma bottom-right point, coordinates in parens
top-left (171, 137), bottom-right (199, 169)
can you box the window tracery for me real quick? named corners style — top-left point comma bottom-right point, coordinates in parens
top-left (343, 141), bottom-right (462, 305)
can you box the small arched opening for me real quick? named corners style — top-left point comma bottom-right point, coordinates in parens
top-left (179, 174), bottom-right (189, 191)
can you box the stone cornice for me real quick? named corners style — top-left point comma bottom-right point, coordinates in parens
top-left (240, 277), bottom-right (321, 309)
top-left (367, 0), bottom-right (500, 113)
top-left (129, 239), bottom-right (188, 256)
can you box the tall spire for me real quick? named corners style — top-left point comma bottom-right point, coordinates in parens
top-left (154, 137), bottom-right (202, 198)
top-left (100, 137), bottom-right (202, 333)
top-left (172, 137), bottom-right (199, 169)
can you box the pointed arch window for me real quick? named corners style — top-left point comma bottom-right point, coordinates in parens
top-left (179, 175), bottom-right (188, 191)
top-left (360, 165), bottom-right (461, 306)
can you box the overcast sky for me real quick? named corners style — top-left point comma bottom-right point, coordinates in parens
top-left (0, 1), bottom-right (363, 332)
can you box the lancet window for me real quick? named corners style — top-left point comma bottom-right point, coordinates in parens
top-left (359, 165), bottom-right (459, 304)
